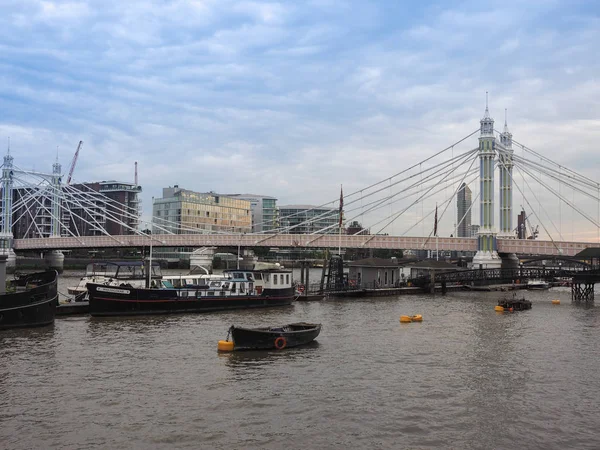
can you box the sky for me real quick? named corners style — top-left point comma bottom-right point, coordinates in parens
top-left (1, 0), bottom-right (599, 241)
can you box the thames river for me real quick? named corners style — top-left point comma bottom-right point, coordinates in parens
top-left (1, 271), bottom-right (600, 449)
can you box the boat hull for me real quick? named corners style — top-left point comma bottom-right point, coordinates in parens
top-left (88, 284), bottom-right (295, 317)
top-left (230, 323), bottom-right (321, 350)
top-left (0, 271), bottom-right (58, 330)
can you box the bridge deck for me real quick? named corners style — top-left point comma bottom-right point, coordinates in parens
top-left (13, 234), bottom-right (596, 256)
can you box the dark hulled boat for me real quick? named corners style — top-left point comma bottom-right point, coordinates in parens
top-left (0, 271), bottom-right (58, 330)
top-left (228, 322), bottom-right (321, 350)
top-left (88, 267), bottom-right (295, 317)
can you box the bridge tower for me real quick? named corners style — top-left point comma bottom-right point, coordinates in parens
top-left (498, 109), bottom-right (514, 238)
top-left (44, 156), bottom-right (65, 272)
top-left (472, 94), bottom-right (501, 269)
top-left (0, 143), bottom-right (17, 272)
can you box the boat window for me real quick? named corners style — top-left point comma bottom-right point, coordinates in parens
top-left (246, 273), bottom-right (254, 281)
top-left (264, 274), bottom-right (269, 282)
top-left (161, 280), bottom-right (174, 288)
top-left (273, 275), bottom-right (277, 285)
top-left (231, 282), bottom-right (236, 293)
top-left (286, 274), bottom-right (289, 284)
top-left (253, 273), bottom-right (262, 281)
top-left (234, 272), bottom-right (244, 279)
top-left (172, 279), bottom-right (182, 288)
top-left (280, 274), bottom-right (284, 284)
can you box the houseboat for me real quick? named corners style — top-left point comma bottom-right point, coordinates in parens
top-left (1, 271), bottom-right (58, 330)
top-left (88, 267), bottom-right (295, 316)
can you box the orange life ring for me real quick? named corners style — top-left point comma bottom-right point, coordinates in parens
top-left (274, 336), bottom-right (287, 350)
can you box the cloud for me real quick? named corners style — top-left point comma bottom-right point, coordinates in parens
top-left (1, 0), bottom-right (599, 242)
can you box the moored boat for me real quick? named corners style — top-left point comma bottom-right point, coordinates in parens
top-left (527, 279), bottom-right (550, 290)
top-left (225, 322), bottom-right (322, 350)
top-left (88, 267), bottom-right (295, 316)
top-left (0, 271), bottom-right (58, 330)
top-left (67, 261), bottom-right (162, 295)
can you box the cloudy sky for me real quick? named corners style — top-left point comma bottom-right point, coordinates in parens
top-left (1, 0), bottom-right (599, 240)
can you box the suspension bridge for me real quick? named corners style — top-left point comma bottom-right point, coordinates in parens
top-left (2, 98), bottom-right (600, 272)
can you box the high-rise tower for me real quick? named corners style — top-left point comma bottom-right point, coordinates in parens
top-left (472, 94), bottom-right (501, 268)
top-left (457, 183), bottom-right (472, 237)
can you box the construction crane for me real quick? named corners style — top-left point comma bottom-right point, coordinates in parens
top-left (66, 140), bottom-right (83, 185)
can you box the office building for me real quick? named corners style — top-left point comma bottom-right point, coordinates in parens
top-left (278, 205), bottom-right (340, 234)
top-left (152, 186), bottom-right (251, 234)
top-left (457, 183), bottom-right (472, 237)
top-left (226, 194), bottom-right (277, 232)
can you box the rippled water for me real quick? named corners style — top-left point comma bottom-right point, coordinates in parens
top-left (1, 272), bottom-right (600, 449)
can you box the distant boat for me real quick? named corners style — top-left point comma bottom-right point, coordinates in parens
top-left (527, 279), bottom-right (550, 290)
top-left (227, 322), bottom-right (322, 350)
top-left (0, 271), bottom-right (58, 330)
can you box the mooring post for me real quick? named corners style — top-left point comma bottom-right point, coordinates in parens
top-left (430, 270), bottom-right (436, 294)
top-left (0, 254), bottom-right (7, 295)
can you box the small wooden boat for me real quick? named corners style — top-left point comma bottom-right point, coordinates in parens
top-left (497, 294), bottom-right (532, 312)
top-left (1, 270), bottom-right (58, 330)
top-left (225, 322), bottom-right (321, 350)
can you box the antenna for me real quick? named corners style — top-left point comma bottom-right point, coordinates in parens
top-left (7, 137), bottom-right (10, 155)
top-left (505, 108), bottom-right (507, 126)
top-left (135, 161), bottom-right (138, 186)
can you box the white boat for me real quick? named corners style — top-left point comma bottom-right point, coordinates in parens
top-left (67, 261), bottom-right (162, 295)
top-left (527, 279), bottom-right (550, 290)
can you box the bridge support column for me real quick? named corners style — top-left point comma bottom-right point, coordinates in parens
top-left (572, 281), bottom-right (594, 302)
top-left (44, 250), bottom-right (64, 273)
top-left (473, 96), bottom-right (501, 270)
top-left (190, 247), bottom-right (215, 274)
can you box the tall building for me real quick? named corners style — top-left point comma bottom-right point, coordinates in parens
top-left (456, 183), bottom-right (472, 237)
top-left (278, 205), bottom-right (340, 234)
top-left (226, 194), bottom-right (277, 232)
top-left (152, 186), bottom-right (251, 234)
top-left (70, 181), bottom-right (142, 235)
top-left (8, 180), bottom-right (142, 238)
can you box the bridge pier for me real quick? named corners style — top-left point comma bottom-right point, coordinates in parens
top-left (190, 247), bottom-right (215, 274)
top-left (44, 250), bottom-right (64, 273)
top-left (572, 280), bottom-right (595, 303)
top-left (3, 248), bottom-right (16, 274)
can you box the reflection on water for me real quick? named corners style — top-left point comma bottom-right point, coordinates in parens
top-left (1, 272), bottom-right (600, 449)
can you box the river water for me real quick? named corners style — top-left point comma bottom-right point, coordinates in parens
top-left (1, 270), bottom-right (600, 449)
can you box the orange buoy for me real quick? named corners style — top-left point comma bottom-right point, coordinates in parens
top-left (217, 340), bottom-right (234, 352)
top-left (400, 315), bottom-right (412, 323)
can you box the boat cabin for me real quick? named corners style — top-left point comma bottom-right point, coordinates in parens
top-left (162, 268), bottom-right (292, 297)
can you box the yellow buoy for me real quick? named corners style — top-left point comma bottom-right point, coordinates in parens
top-left (217, 340), bottom-right (234, 352)
top-left (400, 315), bottom-right (412, 323)
top-left (494, 305), bottom-right (504, 312)
top-left (552, 299), bottom-right (560, 305)
top-left (411, 314), bottom-right (423, 322)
